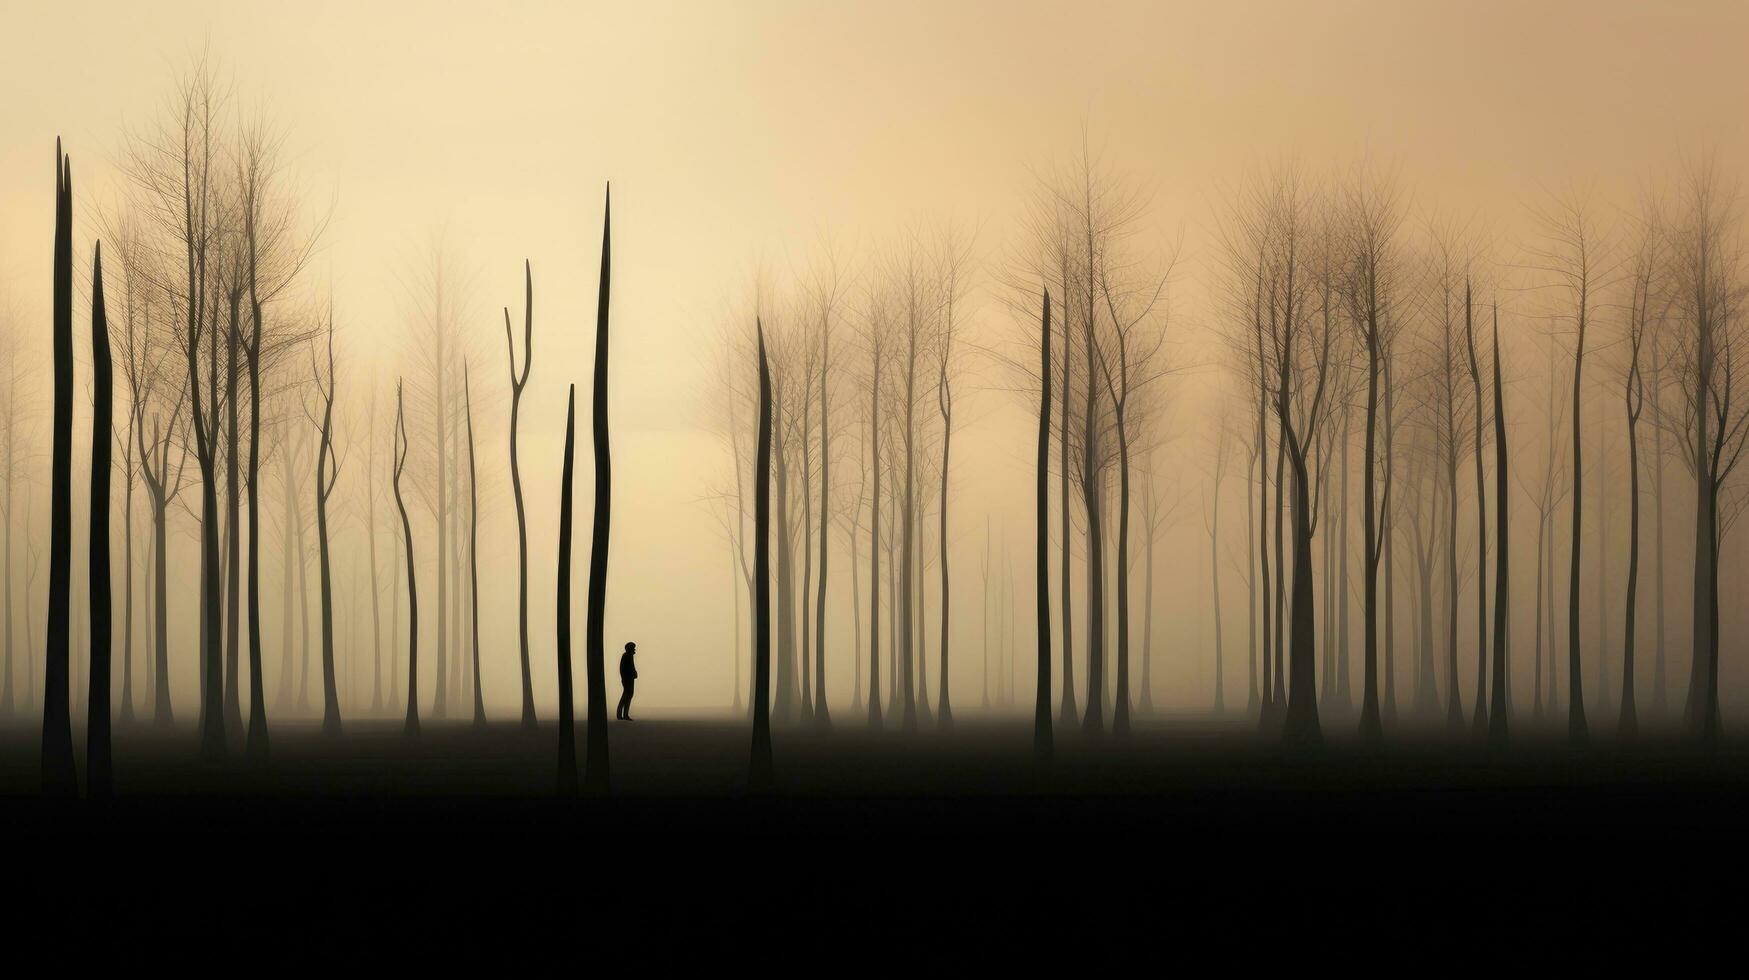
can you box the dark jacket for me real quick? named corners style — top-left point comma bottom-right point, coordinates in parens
top-left (619, 650), bottom-right (637, 683)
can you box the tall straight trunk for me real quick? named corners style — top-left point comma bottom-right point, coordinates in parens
top-left (750, 320), bottom-right (775, 787)
top-left (898, 326), bottom-right (918, 731)
top-left (1623, 341), bottom-right (1637, 731)
top-left (1488, 305), bottom-right (1510, 742)
top-left (1081, 325), bottom-right (1105, 736)
top-left (1112, 417), bottom-right (1133, 736)
top-left (1209, 484), bottom-right (1222, 713)
top-left (916, 507), bottom-right (931, 724)
top-left (1059, 294), bottom-right (1077, 726)
top-left (800, 396), bottom-right (814, 722)
top-left (1533, 510), bottom-right (1547, 718)
top-left (1651, 379), bottom-right (1667, 715)
top-left (243, 307), bottom-right (268, 758)
top-left (368, 406), bottom-right (383, 713)
top-left (2, 405), bottom-right (13, 717)
top-left (815, 326), bottom-right (833, 730)
top-left (1598, 426), bottom-right (1611, 717)
top-left (450, 407), bottom-right (464, 711)
top-left (1568, 293), bottom-right (1590, 741)
top-left (556, 387), bottom-right (578, 793)
top-left (1319, 458), bottom-right (1334, 706)
top-left (1247, 437), bottom-right (1260, 714)
top-left (1271, 423), bottom-right (1286, 715)
top-left (42, 144), bottom-right (76, 792)
top-left (507, 263), bottom-right (537, 727)
top-left (917, 503), bottom-right (932, 724)
top-left (393, 385), bottom-right (419, 735)
top-left (1444, 436), bottom-right (1462, 726)
top-left (224, 291), bottom-right (243, 740)
top-left (1464, 284), bottom-right (1489, 733)
top-left (87, 243), bottom-right (115, 797)
top-left (152, 496), bottom-right (171, 725)
top-left (867, 350), bottom-right (882, 729)
top-left (276, 464), bottom-right (296, 710)
top-left (1034, 288), bottom-right (1053, 754)
top-left (120, 417), bottom-right (136, 726)
top-left (315, 328), bottom-right (341, 735)
top-left (433, 316), bottom-right (448, 720)
top-left (849, 508), bottom-right (862, 712)
top-left (466, 368), bottom-right (484, 724)
top-left (935, 374), bottom-right (952, 729)
top-left (1358, 308), bottom-right (1384, 743)
top-left (774, 405), bottom-right (795, 722)
top-left (389, 514), bottom-right (401, 708)
top-left (1336, 402), bottom-right (1352, 704)
top-left (295, 486), bottom-right (311, 711)
top-left (1280, 427), bottom-right (1321, 745)
top-left (1382, 354), bottom-right (1398, 723)
top-left (582, 188), bottom-right (613, 795)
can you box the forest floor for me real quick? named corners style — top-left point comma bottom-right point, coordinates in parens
top-left (2, 712), bottom-right (1744, 963)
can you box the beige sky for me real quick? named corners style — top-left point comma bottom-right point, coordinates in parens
top-left (2, 1), bottom-right (1746, 717)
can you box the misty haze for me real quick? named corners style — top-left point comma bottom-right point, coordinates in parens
top-left (3, 0), bottom-right (1747, 964)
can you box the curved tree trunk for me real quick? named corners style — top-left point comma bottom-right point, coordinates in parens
top-left (556, 386), bottom-right (578, 793)
top-left (87, 243), bottom-right (115, 797)
top-left (583, 189), bottom-right (613, 795)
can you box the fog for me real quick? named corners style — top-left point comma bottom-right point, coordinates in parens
top-left (4, 0), bottom-right (1749, 740)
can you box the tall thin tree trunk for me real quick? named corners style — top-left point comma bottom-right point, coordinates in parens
top-left (582, 189), bottom-right (613, 795)
top-left (42, 143), bottom-right (76, 792)
top-left (1034, 288), bottom-right (1053, 754)
top-left (87, 243), bottom-right (115, 797)
top-left (556, 386), bottom-right (578, 793)
top-left (393, 384), bottom-right (419, 736)
top-left (466, 366), bottom-right (485, 725)
top-left (751, 320), bottom-right (775, 788)
top-left (1488, 304), bottom-right (1510, 742)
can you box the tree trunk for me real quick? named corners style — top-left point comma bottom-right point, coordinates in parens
top-left (1034, 288), bottom-right (1053, 754)
top-left (1488, 305), bottom-right (1510, 742)
top-left (42, 144), bottom-right (77, 793)
top-left (583, 190), bottom-right (613, 794)
top-left (751, 320), bottom-right (775, 788)
top-left (87, 243), bottom-right (115, 797)
top-left (556, 387), bottom-right (578, 793)
top-left (394, 386), bottom-right (420, 736)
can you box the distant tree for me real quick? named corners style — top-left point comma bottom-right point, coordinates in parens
top-left (1616, 202), bottom-right (1663, 736)
top-left (1488, 301), bottom-right (1511, 743)
top-left (392, 381), bottom-right (419, 735)
top-left (311, 315), bottom-right (343, 735)
top-left (503, 262), bottom-right (538, 727)
top-left (464, 363), bottom-right (484, 725)
top-left (1340, 169), bottom-right (1407, 745)
top-left (1034, 287), bottom-right (1054, 756)
top-left (1527, 189), bottom-right (1609, 743)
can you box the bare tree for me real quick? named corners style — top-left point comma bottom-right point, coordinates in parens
top-left (392, 381), bottom-right (419, 736)
top-left (1526, 188), bottom-right (1611, 742)
top-left (504, 261), bottom-right (537, 727)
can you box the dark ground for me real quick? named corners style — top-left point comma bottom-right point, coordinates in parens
top-left (2, 713), bottom-right (1744, 965)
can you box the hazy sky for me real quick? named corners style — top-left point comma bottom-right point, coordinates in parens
top-left (2, 2), bottom-right (1747, 716)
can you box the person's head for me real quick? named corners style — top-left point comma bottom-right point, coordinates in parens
top-left (625, 641), bottom-right (636, 654)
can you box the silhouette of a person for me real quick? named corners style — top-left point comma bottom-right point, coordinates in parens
top-left (617, 641), bottom-right (638, 720)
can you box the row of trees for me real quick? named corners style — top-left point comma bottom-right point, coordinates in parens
top-left (722, 151), bottom-right (1747, 765)
top-left (12, 60), bottom-right (622, 796)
